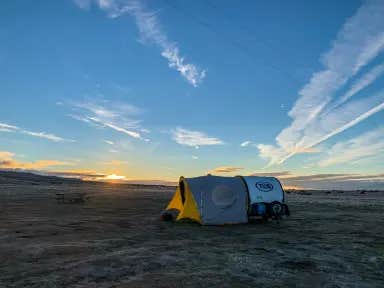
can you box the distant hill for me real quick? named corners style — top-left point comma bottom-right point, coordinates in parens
top-left (0, 170), bottom-right (174, 189)
top-left (0, 170), bottom-right (82, 185)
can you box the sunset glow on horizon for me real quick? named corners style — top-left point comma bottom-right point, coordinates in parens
top-left (104, 174), bottom-right (127, 181)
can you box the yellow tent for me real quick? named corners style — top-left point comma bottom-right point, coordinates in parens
top-left (164, 175), bottom-right (248, 225)
top-left (166, 177), bottom-right (201, 223)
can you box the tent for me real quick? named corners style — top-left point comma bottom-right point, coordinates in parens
top-left (163, 175), bottom-right (289, 225)
top-left (241, 176), bottom-right (286, 217)
top-left (165, 175), bottom-right (248, 225)
top-left (241, 176), bottom-right (284, 205)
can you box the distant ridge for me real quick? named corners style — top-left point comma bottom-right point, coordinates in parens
top-left (0, 170), bottom-right (175, 188)
top-left (0, 170), bottom-right (82, 185)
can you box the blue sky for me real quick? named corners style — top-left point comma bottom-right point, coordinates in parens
top-left (1, 0), bottom-right (383, 189)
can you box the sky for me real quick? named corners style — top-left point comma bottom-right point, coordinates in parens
top-left (1, 0), bottom-right (383, 189)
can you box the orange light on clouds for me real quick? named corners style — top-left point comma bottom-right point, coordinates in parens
top-left (282, 185), bottom-right (302, 190)
top-left (0, 151), bottom-right (73, 169)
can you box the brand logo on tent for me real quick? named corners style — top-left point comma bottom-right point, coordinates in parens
top-left (255, 182), bottom-right (273, 192)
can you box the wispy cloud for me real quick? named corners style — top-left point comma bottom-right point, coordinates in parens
top-left (171, 127), bottom-right (223, 147)
top-left (161, 47), bottom-right (206, 87)
top-left (240, 140), bottom-right (252, 147)
top-left (89, 117), bottom-right (141, 138)
top-left (0, 122), bottom-right (74, 142)
top-left (249, 171), bottom-right (292, 178)
top-left (336, 62), bottom-right (384, 106)
top-left (73, 0), bottom-right (91, 9)
top-left (0, 123), bottom-right (18, 132)
top-left (257, 144), bottom-right (290, 165)
top-left (0, 151), bottom-right (73, 170)
top-left (121, 179), bottom-right (177, 185)
top-left (70, 100), bottom-right (145, 139)
top-left (318, 126), bottom-right (384, 167)
top-left (258, 0), bottom-right (384, 165)
top-left (43, 169), bottom-right (107, 179)
top-left (101, 160), bottom-right (129, 165)
top-left (22, 131), bottom-right (72, 142)
top-left (281, 172), bottom-right (384, 190)
top-left (209, 166), bottom-right (243, 173)
top-left (74, 0), bottom-right (206, 87)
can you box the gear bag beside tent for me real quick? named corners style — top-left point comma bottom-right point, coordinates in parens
top-left (162, 175), bottom-right (289, 225)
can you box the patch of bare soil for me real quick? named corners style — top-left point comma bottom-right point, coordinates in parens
top-left (0, 181), bottom-right (383, 287)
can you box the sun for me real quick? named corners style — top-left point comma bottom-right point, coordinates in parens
top-left (104, 174), bottom-right (126, 181)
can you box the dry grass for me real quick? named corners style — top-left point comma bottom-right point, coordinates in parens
top-left (0, 177), bottom-right (383, 287)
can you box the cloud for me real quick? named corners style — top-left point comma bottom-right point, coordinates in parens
top-left (74, 0), bottom-right (206, 87)
top-left (161, 47), bottom-right (206, 87)
top-left (257, 144), bottom-right (288, 165)
top-left (0, 151), bottom-right (73, 170)
top-left (240, 141), bottom-right (252, 147)
top-left (258, 0), bottom-right (384, 165)
top-left (101, 160), bottom-right (128, 165)
top-left (21, 131), bottom-right (73, 142)
top-left (0, 122), bottom-right (74, 142)
top-left (73, 0), bottom-right (91, 9)
top-left (90, 117), bottom-right (141, 138)
top-left (43, 170), bottom-right (106, 179)
top-left (209, 166), bottom-right (243, 173)
top-left (192, 155), bottom-right (198, 160)
top-left (246, 170), bottom-right (384, 190)
top-left (280, 172), bottom-right (384, 190)
top-left (50, 171), bottom-right (176, 185)
top-left (249, 171), bottom-right (292, 178)
top-left (283, 173), bottom-right (351, 182)
top-left (0, 151), bottom-right (14, 161)
top-left (70, 100), bottom-right (145, 139)
top-left (171, 127), bottom-right (223, 147)
top-left (337, 62), bottom-right (384, 106)
top-left (120, 179), bottom-right (177, 186)
top-left (318, 126), bottom-right (384, 167)
top-left (0, 123), bottom-right (19, 132)
top-left (104, 140), bottom-right (115, 145)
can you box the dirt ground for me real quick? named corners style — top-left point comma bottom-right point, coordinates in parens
top-left (1, 180), bottom-right (383, 288)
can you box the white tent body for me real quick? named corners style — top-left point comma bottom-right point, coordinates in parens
top-left (241, 176), bottom-right (284, 204)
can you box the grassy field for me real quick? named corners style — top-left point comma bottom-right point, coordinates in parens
top-left (1, 174), bottom-right (383, 287)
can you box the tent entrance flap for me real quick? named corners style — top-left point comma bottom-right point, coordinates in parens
top-left (166, 186), bottom-right (183, 211)
top-left (165, 177), bottom-right (201, 223)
